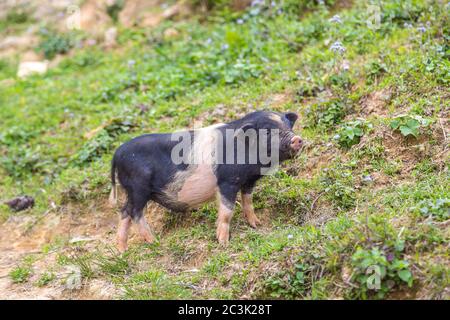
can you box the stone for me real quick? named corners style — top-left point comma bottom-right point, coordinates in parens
top-left (17, 61), bottom-right (48, 78)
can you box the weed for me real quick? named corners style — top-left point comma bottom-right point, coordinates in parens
top-left (9, 265), bottom-right (32, 284)
top-left (390, 115), bottom-right (432, 138)
top-left (36, 29), bottom-right (75, 59)
top-left (351, 245), bottom-right (413, 299)
top-left (335, 120), bottom-right (367, 148)
top-left (9, 256), bottom-right (34, 284)
top-left (365, 60), bottom-right (388, 85)
top-left (96, 249), bottom-right (131, 276)
top-left (320, 162), bottom-right (356, 210)
top-left (123, 269), bottom-right (192, 299)
top-left (264, 263), bottom-right (312, 299)
top-left (415, 198), bottom-right (449, 222)
top-left (36, 272), bottom-right (55, 287)
top-left (71, 118), bottom-right (134, 166)
top-left (304, 98), bottom-right (348, 129)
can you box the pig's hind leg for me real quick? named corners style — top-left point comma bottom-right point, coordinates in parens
top-left (129, 187), bottom-right (156, 245)
top-left (117, 184), bottom-right (155, 252)
top-left (117, 200), bottom-right (133, 252)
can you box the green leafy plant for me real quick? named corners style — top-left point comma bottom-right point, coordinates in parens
top-left (71, 118), bottom-right (134, 166)
top-left (390, 115), bottom-right (431, 138)
top-left (335, 120), bottom-right (367, 148)
top-left (36, 29), bottom-right (74, 59)
top-left (106, 0), bottom-right (124, 22)
top-left (5, 9), bottom-right (29, 24)
top-left (320, 162), bottom-right (356, 210)
top-left (36, 272), bottom-right (55, 287)
top-left (304, 99), bottom-right (347, 129)
top-left (264, 263), bottom-right (311, 299)
top-left (365, 60), bottom-right (388, 85)
top-left (9, 258), bottom-right (34, 284)
top-left (416, 198), bottom-right (449, 222)
top-left (351, 243), bottom-right (413, 299)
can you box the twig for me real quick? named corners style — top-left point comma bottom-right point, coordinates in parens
top-left (310, 192), bottom-right (324, 213)
top-left (438, 118), bottom-right (447, 142)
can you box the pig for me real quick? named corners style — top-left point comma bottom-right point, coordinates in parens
top-left (109, 111), bottom-right (303, 252)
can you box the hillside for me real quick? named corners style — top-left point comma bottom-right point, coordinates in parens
top-left (0, 0), bottom-right (448, 299)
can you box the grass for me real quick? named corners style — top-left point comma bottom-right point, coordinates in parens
top-left (9, 256), bottom-right (34, 284)
top-left (0, 0), bottom-right (449, 299)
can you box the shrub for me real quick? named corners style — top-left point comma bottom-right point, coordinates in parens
top-left (365, 60), bottom-right (388, 85)
top-left (263, 263), bottom-right (312, 299)
top-left (304, 99), bottom-right (347, 129)
top-left (36, 29), bottom-right (74, 59)
top-left (106, 0), bottom-right (124, 22)
top-left (351, 244), bottom-right (413, 299)
top-left (5, 10), bottom-right (29, 24)
top-left (71, 118), bottom-right (134, 166)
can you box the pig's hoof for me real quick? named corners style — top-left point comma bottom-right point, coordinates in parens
top-left (218, 236), bottom-right (229, 246)
top-left (216, 226), bottom-right (230, 246)
top-left (141, 233), bottom-right (156, 244)
top-left (117, 242), bottom-right (128, 253)
top-left (246, 213), bottom-right (261, 228)
top-left (138, 223), bottom-right (156, 243)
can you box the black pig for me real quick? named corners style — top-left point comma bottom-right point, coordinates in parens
top-left (110, 111), bottom-right (303, 252)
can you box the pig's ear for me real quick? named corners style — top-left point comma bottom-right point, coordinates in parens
top-left (284, 112), bottom-right (298, 128)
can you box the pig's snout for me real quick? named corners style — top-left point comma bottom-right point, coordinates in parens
top-left (290, 136), bottom-right (303, 152)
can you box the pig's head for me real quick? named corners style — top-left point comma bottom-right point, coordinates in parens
top-left (235, 111), bottom-right (303, 163)
top-left (266, 111), bottom-right (303, 161)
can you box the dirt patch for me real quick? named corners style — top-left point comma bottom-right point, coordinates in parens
top-left (0, 198), bottom-right (120, 300)
top-left (359, 88), bottom-right (392, 117)
top-left (262, 92), bottom-right (294, 111)
top-left (120, 0), bottom-right (193, 28)
top-left (295, 141), bottom-right (341, 179)
top-left (383, 131), bottom-right (434, 173)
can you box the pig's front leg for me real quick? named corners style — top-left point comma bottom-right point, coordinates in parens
top-left (241, 191), bottom-right (261, 228)
top-left (216, 183), bottom-right (239, 246)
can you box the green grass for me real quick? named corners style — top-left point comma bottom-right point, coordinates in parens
top-left (0, 0), bottom-right (449, 299)
top-left (9, 256), bottom-right (34, 284)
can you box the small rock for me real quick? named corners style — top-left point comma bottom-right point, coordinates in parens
top-left (69, 236), bottom-right (96, 244)
top-left (104, 27), bottom-right (117, 48)
top-left (362, 175), bottom-right (373, 184)
top-left (17, 61), bottom-right (48, 78)
top-left (5, 196), bottom-right (35, 212)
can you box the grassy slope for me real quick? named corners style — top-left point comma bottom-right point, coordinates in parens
top-left (0, 1), bottom-right (448, 299)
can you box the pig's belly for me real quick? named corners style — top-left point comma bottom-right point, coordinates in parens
top-left (176, 164), bottom-right (218, 208)
top-left (159, 164), bottom-right (218, 211)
